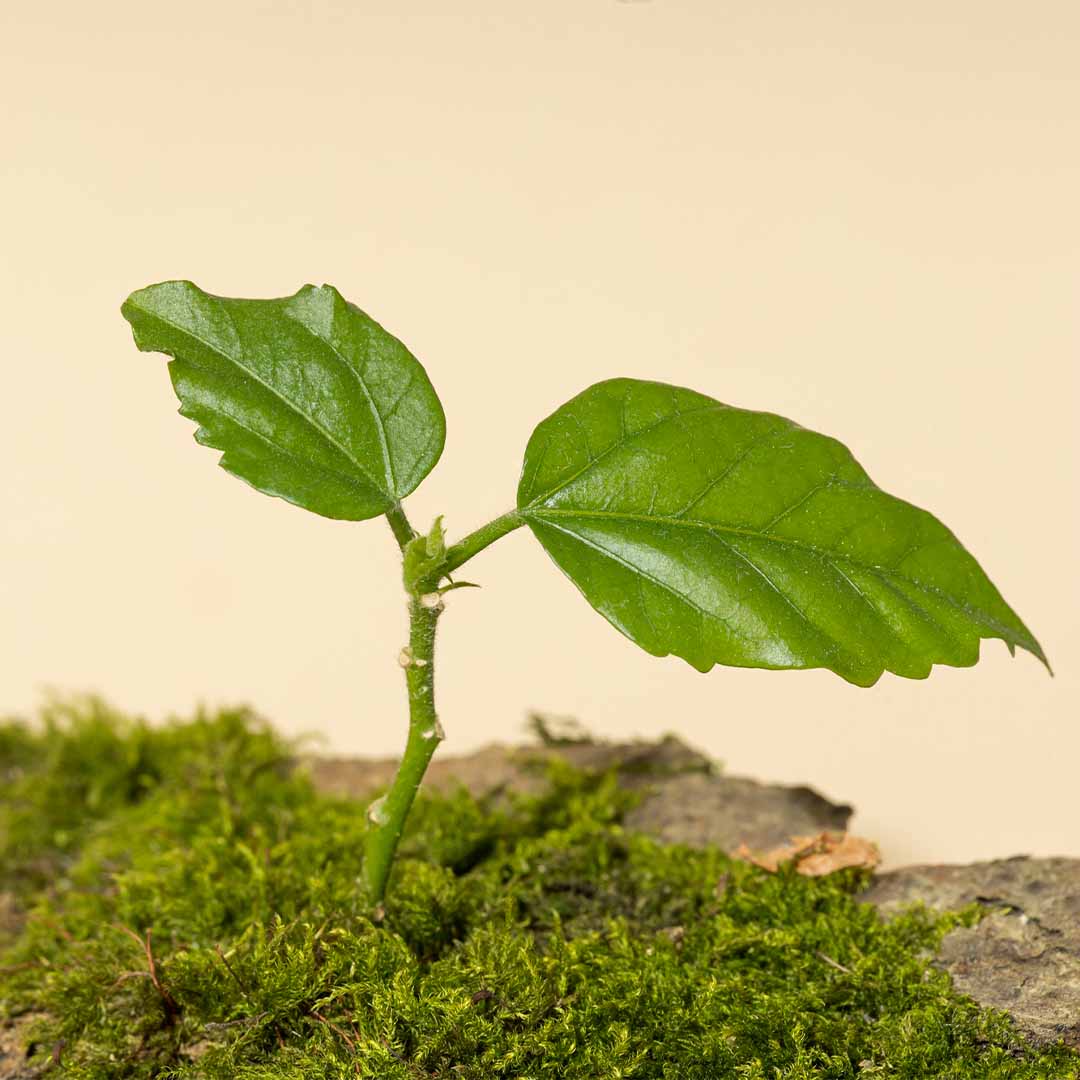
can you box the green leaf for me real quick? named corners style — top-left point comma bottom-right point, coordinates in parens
top-left (518, 378), bottom-right (1046, 686)
top-left (121, 281), bottom-right (446, 521)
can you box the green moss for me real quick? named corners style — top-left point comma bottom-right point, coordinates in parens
top-left (1, 701), bottom-right (1076, 1079)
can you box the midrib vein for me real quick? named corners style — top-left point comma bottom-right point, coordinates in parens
top-left (143, 305), bottom-right (385, 496)
top-left (525, 506), bottom-right (1025, 643)
top-left (288, 317), bottom-right (397, 495)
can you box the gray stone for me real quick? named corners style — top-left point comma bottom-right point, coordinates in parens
top-left (861, 856), bottom-right (1080, 1049)
top-left (309, 734), bottom-right (852, 853)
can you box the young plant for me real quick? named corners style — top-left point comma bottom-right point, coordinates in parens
top-left (121, 281), bottom-right (1048, 906)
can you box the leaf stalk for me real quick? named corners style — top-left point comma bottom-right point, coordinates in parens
top-left (385, 502), bottom-right (418, 551)
top-left (439, 510), bottom-right (524, 577)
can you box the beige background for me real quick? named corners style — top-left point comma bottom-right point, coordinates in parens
top-left (2, 2), bottom-right (1077, 867)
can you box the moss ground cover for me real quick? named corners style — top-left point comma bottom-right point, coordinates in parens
top-left (1, 700), bottom-right (1075, 1079)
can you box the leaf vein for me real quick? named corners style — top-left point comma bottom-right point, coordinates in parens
top-left (718, 538), bottom-right (840, 661)
top-left (674, 423), bottom-right (791, 518)
top-left (188, 398), bottom-right (380, 500)
top-left (154, 304), bottom-right (385, 496)
top-left (535, 519), bottom-right (750, 644)
top-left (284, 316), bottom-right (398, 494)
top-left (527, 507), bottom-right (1031, 650)
top-left (522, 401), bottom-right (725, 507)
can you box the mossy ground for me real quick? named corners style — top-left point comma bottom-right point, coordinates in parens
top-left (0, 701), bottom-right (1076, 1079)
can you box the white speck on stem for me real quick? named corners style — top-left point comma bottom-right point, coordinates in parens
top-left (419, 592), bottom-right (444, 611)
top-left (422, 716), bottom-right (446, 741)
top-left (397, 647), bottom-right (413, 668)
top-left (366, 795), bottom-right (389, 826)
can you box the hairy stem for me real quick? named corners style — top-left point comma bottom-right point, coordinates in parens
top-left (440, 509), bottom-right (524, 577)
top-left (362, 592), bottom-right (442, 908)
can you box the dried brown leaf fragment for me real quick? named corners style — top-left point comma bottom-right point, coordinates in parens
top-left (732, 831), bottom-right (880, 876)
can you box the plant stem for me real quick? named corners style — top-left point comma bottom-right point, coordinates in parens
top-left (363, 506), bottom-right (524, 909)
top-left (439, 509), bottom-right (524, 577)
top-left (362, 592), bottom-right (442, 908)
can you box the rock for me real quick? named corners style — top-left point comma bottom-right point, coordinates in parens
top-left (625, 771), bottom-right (850, 853)
top-left (861, 856), bottom-right (1080, 1050)
top-left (309, 734), bottom-right (852, 855)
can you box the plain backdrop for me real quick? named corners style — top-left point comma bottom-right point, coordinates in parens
top-left (2, 1), bottom-right (1077, 867)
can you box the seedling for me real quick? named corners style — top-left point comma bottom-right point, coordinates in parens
top-left (121, 282), bottom-right (1047, 906)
